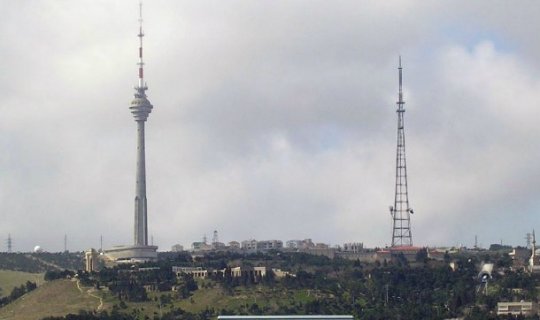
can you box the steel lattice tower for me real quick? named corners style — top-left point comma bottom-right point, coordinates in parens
top-left (6, 234), bottom-right (12, 253)
top-left (390, 57), bottom-right (414, 247)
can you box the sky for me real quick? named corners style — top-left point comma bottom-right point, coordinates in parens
top-left (1, 1), bottom-right (540, 252)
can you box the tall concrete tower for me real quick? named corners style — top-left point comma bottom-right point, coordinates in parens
top-left (389, 57), bottom-right (414, 247)
top-left (131, 2), bottom-right (153, 247)
top-left (100, 2), bottom-right (157, 263)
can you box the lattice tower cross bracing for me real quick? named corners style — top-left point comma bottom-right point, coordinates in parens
top-left (390, 57), bottom-right (413, 247)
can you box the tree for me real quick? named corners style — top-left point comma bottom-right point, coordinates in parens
top-left (415, 248), bottom-right (428, 263)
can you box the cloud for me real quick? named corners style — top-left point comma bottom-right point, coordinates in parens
top-left (0, 1), bottom-right (539, 251)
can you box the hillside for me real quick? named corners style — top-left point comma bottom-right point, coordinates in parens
top-left (0, 278), bottom-right (317, 320)
top-left (0, 253), bottom-right (84, 273)
top-left (0, 270), bottom-right (43, 297)
top-left (122, 284), bottom-right (317, 319)
top-left (0, 280), bottom-right (101, 320)
top-left (0, 251), bottom-right (528, 320)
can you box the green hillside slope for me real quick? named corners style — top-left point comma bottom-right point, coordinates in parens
top-left (0, 280), bottom-right (100, 320)
top-left (0, 270), bottom-right (43, 297)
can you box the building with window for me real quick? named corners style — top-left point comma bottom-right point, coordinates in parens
top-left (497, 301), bottom-right (537, 316)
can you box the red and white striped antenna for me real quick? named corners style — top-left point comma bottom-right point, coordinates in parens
top-left (137, 1), bottom-right (147, 91)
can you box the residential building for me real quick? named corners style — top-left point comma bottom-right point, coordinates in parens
top-left (342, 243), bottom-right (363, 253)
top-left (257, 240), bottom-right (283, 251)
top-left (241, 239), bottom-right (258, 250)
top-left (497, 301), bottom-right (537, 316)
top-left (171, 244), bottom-right (184, 252)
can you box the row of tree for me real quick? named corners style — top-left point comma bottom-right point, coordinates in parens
top-left (0, 281), bottom-right (37, 308)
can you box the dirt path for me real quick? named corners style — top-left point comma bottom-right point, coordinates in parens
top-left (76, 280), bottom-right (103, 311)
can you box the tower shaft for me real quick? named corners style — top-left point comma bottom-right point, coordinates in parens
top-left (391, 57), bottom-right (413, 247)
top-left (134, 121), bottom-right (148, 246)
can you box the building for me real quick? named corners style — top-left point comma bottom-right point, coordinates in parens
top-left (314, 243), bottom-right (329, 249)
top-left (192, 241), bottom-right (213, 252)
top-left (376, 246), bottom-right (421, 263)
top-left (228, 241), bottom-right (240, 249)
top-left (426, 248), bottom-right (447, 261)
top-left (173, 267), bottom-right (208, 279)
top-left (509, 247), bottom-right (530, 268)
top-left (286, 239), bottom-right (315, 250)
top-left (171, 244), bottom-right (184, 252)
top-left (85, 249), bottom-right (99, 272)
top-left (230, 266), bottom-right (269, 279)
top-left (300, 247), bottom-right (336, 259)
top-left (272, 268), bottom-right (295, 279)
top-left (342, 243), bottom-right (363, 253)
top-left (102, 4), bottom-right (157, 263)
top-left (497, 301), bottom-right (537, 316)
top-left (213, 242), bottom-right (226, 249)
top-left (337, 250), bottom-right (378, 263)
top-left (257, 240), bottom-right (283, 251)
top-left (241, 239), bottom-right (258, 250)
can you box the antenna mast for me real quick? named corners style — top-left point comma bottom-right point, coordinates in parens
top-left (6, 234), bottom-right (12, 253)
top-left (137, 1), bottom-right (146, 90)
top-left (390, 57), bottom-right (414, 247)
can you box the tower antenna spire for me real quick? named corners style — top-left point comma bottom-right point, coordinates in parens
top-left (137, 1), bottom-right (146, 91)
top-left (389, 57), bottom-right (414, 247)
top-left (398, 55), bottom-right (403, 105)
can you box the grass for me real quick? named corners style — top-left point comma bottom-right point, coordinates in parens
top-left (0, 270), bottom-right (43, 297)
top-left (0, 278), bottom-right (319, 319)
top-left (129, 283), bottom-right (318, 318)
top-left (0, 280), bottom-right (100, 320)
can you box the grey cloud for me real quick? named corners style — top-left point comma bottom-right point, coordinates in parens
top-left (0, 1), bottom-right (539, 251)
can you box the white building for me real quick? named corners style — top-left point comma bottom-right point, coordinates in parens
top-left (228, 241), bottom-right (240, 249)
top-left (173, 266), bottom-right (208, 279)
top-left (171, 244), bottom-right (184, 252)
top-left (241, 239), bottom-right (258, 250)
top-left (286, 239), bottom-right (314, 249)
top-left (497, 301), bottom-right (537, 316)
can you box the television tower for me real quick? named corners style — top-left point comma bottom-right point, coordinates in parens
top-left (389, 57), bottom-right (414, 247)
top-left (131, 1), bottom-right (153, 246)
